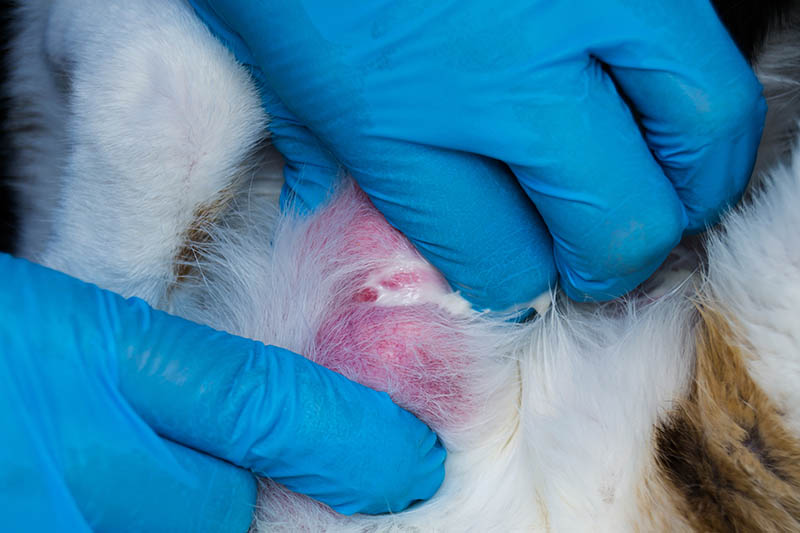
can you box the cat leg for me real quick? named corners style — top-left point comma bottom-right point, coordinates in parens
top-left (37, 0), bottom-right (267, 307)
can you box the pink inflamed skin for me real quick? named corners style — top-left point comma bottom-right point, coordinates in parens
top-left (311, 185), bottom-right (476, 430)
top-left (247, 183), bottom-right (521, 524)
top-left (191, 180), bottom-right (523, 527)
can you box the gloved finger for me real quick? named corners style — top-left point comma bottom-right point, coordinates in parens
top-left (332, 432), bottom-right (446, 516)
top-left (1, 253), bottom-right (274, 480)
top-left (258, 85), bottom-right (344, 214)
top-left (110, 292), bottom-right (446, 514)
top-left (285, 419), bottom-right (446, 516)
top-left (69, 437), bottom-right (256, 532)
top-left (510, 61), bottom-right (686, 302)
top-left (12, 254), bottom-right (442, 513)
top-left (596, 1), bottom-right (766, 233)
top-left (140, 440), bottom-right (256, 533)
top-left (3, 387), bottom-right (254, 533)
top-left (107, 294), bottom-right (304, 470)
top-left (112, 297), bottom-right (443, 476)
top-left (345, 142), bottom-right (556, 313)
top-left (1, 254), bottom-right (255, 532)
top-left (1, 322), bottom-right (90, 531)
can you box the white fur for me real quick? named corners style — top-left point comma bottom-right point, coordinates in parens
top-left (8, 1), bottom-right (800, 530)
top-left (705, 145), bottom-right (800, 436)
top-left (12, 0), bottom-right (269, 306)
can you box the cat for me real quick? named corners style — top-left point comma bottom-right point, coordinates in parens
top-left (5, 0), bottom-right (800, 530)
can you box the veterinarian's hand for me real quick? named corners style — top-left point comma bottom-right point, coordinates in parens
top-left (190, 0), bottom-right (765, 308)
top-left (0, 253), bottom-right (445, 530)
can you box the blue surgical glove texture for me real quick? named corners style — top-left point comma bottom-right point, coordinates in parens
top-left (190, 0), bottom-right (766, 307)
top-left (0, 253), bottom-right (445, 530)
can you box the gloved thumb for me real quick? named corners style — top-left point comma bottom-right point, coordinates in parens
top-left (258, 85), bottom-right (344, 214)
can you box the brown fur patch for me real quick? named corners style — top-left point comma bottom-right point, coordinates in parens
top-left (655, 305), bottom-right (800, 532)
top-left (173, 189), bottom-right (234, 283)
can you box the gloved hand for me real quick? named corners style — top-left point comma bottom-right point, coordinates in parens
top-left (0, 253), bottom-right (445, 531)
top-left (189, 0), bottom-right (765, 308)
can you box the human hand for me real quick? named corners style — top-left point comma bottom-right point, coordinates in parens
top-left (0, 253), bottom-right (445, 531)
top-left (189, 0), bottom-right (765, 308)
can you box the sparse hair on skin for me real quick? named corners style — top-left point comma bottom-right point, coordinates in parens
top-left (5, 0), bottom-right (800, 530)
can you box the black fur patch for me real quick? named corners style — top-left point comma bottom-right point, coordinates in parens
top-left (656, 413), bottom-right (737, 532)
top-left (712, 0), bottom-right (796, 61)
top-left (0, 0), bottom-right (17, 254)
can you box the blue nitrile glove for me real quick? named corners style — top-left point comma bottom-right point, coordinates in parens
top-left (189, 0), bottom-right (765, 307)
top-left (0, 253), bottom-right (445, 531)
